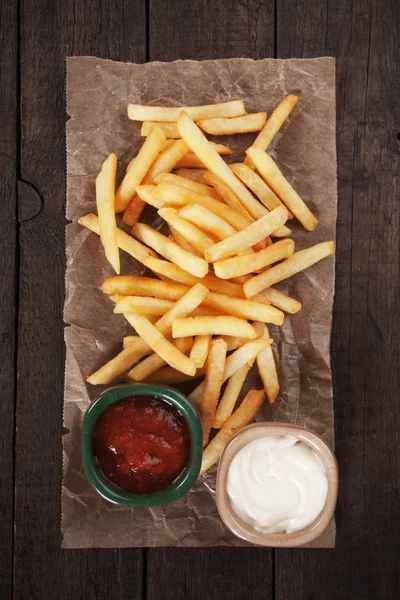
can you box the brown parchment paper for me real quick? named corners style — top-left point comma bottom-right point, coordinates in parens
top-left (63, 56), bottom-right (337, 549)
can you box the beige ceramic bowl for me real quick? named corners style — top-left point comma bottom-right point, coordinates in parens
top-left (216, 422), bottom-right (338, 547)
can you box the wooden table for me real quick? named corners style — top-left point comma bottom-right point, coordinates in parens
top-left (1, 0), bottom-right (399, 598)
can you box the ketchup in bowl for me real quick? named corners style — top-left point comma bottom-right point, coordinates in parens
top-left (93, 395), bottom-right (191, 494)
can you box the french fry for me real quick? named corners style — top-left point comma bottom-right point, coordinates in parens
top-left (221, 336), bottom-right (251, 351)
top-left (143, 257), bottom-right (243, 297)
top-left (202, 172), bottom-right (252, 218)
top-left (113, 296), bottom-right (174, 316)
top-left (246, 147), bottom-right (318, 231)
top-left (189, 337), bottom-right (273, 405)
top-left (153, 172), bottom-right (220, 199)
top-left (204, 206), bottom-right (289, 263)
top-left (253, 322), bottom-right (279, 404)
top-left (178, 204), bottom-right (236, 240)
top-left (169, 225), bottom-right (203, 257)
top-left (88, 283), bottom-right (208, 385)
top-left (124, 140), bottom-right (177, 172)
top-left (213, 360), bottom-right (255, 429)
top-left (158, 207), bottom-right (215, 255)
top-left (115, 125), bottom-right (166, 212)
top-left (230, 162), bottom-right (290, 215)
top-left (200, 338), bottom-right (227, 446)
top-left (144, 365), bottom-right (206, 385)
top-left (204, 292), bottom-right (284, 325)
top-left (175, 148), bottom-right (232, 169)
top-left (254, 287), bottom-right (302, 314)
top-left (123, 335), bottom-right (139, 348)
top-left (126, 314), bottom-right (196, 376)
top-left (153, 182), bottom-right (253, 230)
top-left (190, 335), bottom-right (211, 368)
top-left (198, 112), bottom-right (267, 135)
top-left (141, 121), bottom-right (181, 138)
top-left (135, 184), bottom-right (163, 208)
top-left (128, 336), bottom-right (193, 381)
top-left (177, 112), bottom-right (269, 220)
top-left (78, 214), bottom-right (155, 264)
top-left (122, 140), bottom-right (190, 226)
top-left (243, 241), bottom-right (335, 297)
top-left (102, 276), bottom-right (188, 299)
top-left (128, 100), bottom-right (246, 122)
top-left (214, 239), bottom-right (295, 279)
top-left (172, 316), bottom-right (257, 339)
top-left (200, 390), bottom-right (266, 474)
top-left (95, 153), bottom-right (120, 273)
top-left (174, 168), bottom-right (208, 184)
top-left (244, 94), bottom-right (299, 167)
top-left (132, 222), bottom-right (209, 278)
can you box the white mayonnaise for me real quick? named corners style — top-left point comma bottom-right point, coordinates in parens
top-left (227, 435), bottom-right (328, 534)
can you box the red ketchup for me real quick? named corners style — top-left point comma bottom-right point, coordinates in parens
top-left (93, 396), bottom-right (190, 494)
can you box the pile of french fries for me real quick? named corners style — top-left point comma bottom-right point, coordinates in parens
top-left (78, 96), bottom-right (335, 475)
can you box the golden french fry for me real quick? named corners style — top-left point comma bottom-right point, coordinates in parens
top-left (128, 100), bottom-right (246, 122)
top-left (144, 365), bottom-right (206, 385)
top-left (123, 335), bottom-right (139, 348)
top-left (115, 125), bottom-right (166, 212)
top-left (244, 94), bottom-right (299, 167)
top-left (204, 292), bottom-right (284, 325)
top-left (153, 182), bottom-right (253, 230)
top-left (153, 172), bottom-right (220, 199)
top-left (246, 147), bottom-right (318, 231)
top-left (113, 296), bottom-right (174, 316)
top-left (198, 113), bottom-right (267, 135)
top-left (189, 337), bottom-right (273, 405)
top-left (169, 224), bottom-right (203, 257)
top-left (143, 256), bottom-right (243, 297)
top-left (145, 139), bottom-right (189, 182)
top-left (200, 338), bottom-right (227, 446)
top-left (200, 389), bottom-right (266, 474)
top-left (141, 121), bottom-right (181, 138)
top-left (102, 275), bottom-right (188, 299)
top-left (204, 206), bottom-right (289, 263)
top-left (95, 153), bottom-right (119, 273)
top-left (202, 172), bottom-right (253, 218)
top-left (177, 112), bottom-right (269, 220)
top-left (126, 314), bottom-right (196, 376)
top-left (213, 360), bottom-right (255, 429)
top-left (178, 204), bottom-right (236, 241)
top-left (88, 284), bottom-right (208, 385)
top-left (121, 194), bottom-right (147, 227)
top-left (128, 337), bottom-right (193, 381)
top-left (174, 169), bottom-right (208, 184)
top-left (190, 334), bottom-right (211, 368)
top-left (230, 162), bottom-right (290, 216)
top-left (78, 214), bottom-right (155, 264)
top-left (254, 287), bottom-right (302, 314)
top-left (172, 316), bottom-right (257, 339)
top-left (214, 239), bottom-right (295, 279)
top-left (253, 322), bottom-right (279, 404)
top-left (175, 149), bottom-right (232, 169)
top-left (132, 222), bottom-right (209, 278)
top-left (244, 241), bottom-right (335, 297)
top-left (135, 185), bottom-right (162, 208)
top-left (158, 207), bottom-right (215, 255)
top-left (220, 336), bottom-right (251, 352)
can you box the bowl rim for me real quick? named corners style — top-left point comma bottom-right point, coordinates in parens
top-left (216, 421), bottom-right (338, 547)
top-left (81, 382), bottom-right (202, 507)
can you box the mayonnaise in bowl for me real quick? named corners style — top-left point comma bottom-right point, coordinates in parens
top-left (226, 434), bottom-right (328, 534)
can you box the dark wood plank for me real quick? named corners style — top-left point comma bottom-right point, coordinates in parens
top-left (147, 2), bottom-right (274, 598)
top-left (0, 0), bottom-right (18, 597)
top-left (15, 1), bottom-right (146, 598)
top-left (276, 0), bottom-right (400, 598)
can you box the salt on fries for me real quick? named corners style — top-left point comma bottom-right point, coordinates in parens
top-left (80, 96), bottom-right (335, 475)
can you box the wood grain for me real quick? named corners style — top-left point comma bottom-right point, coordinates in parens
top-left (14, 1), bottom-right (146, 598)
top-left (147, 2), bottom-right (275, 598)
top-left (0, 0), bottom-right (17, 598)
top-left (275, 0), bottom-right (400, 598)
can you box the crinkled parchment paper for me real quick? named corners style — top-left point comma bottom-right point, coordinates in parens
top-left (63, 56), bottom-right (337, 548)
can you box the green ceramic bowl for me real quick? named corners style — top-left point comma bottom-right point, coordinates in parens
top-left (82, 383), bottom-right (202, 507)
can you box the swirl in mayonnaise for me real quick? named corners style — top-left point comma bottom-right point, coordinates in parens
top-left (227, 435), bottom-right (328, 534)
